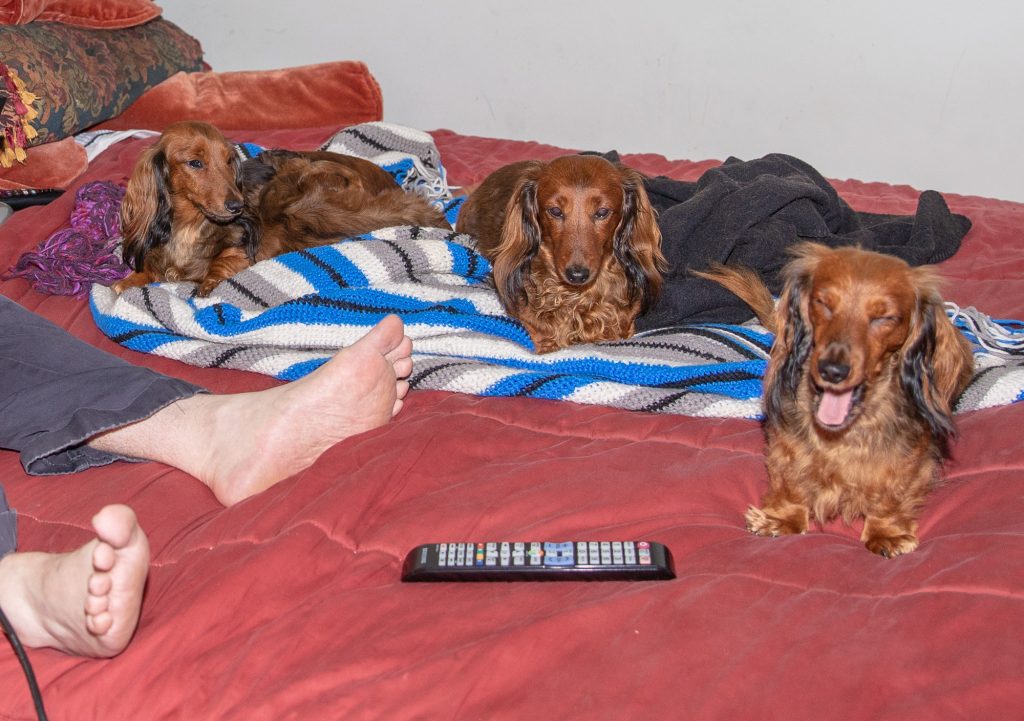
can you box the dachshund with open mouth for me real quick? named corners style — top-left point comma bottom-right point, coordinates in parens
top-left (698, 242), bottom-right (974, 556)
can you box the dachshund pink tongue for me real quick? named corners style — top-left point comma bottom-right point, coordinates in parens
top-left (817, 389), bottom-right (854, 426)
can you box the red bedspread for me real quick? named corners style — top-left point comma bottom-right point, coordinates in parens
top-left (1, 126), bottom-right (1022, 721)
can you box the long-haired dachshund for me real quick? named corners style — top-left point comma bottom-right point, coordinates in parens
top-left (698, 242), bottom-right (974, 556)
top-left (456, 155), bottom-right (667, 353)
top-left (115, 121), bottom-right (448, 296)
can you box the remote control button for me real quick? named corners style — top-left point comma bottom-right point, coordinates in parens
top-left (401, 542), bottom-right (675, 582)
top-left (543, 542), bottom-right (575, 567)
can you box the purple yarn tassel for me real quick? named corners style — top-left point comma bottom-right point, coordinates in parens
top-left (2, 181), bottom-right (131, 298)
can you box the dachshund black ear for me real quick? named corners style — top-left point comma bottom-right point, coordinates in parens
top-left (613, 169), bottom-right (665, 312)
top-left (765, 277), bottom-right (813, 421)
top-left (900, 298), bottom-right (958, 443)
top-left (613, 179), bottom-right (648, 305)
top-left (240, 154), bottom-right (278, 188)
top-left (237, 156), bottom-right (270, 262)
top-left (126, 149), bottom-right (173, 272)
top-left (499, 178), bottom-right (542, 308)
top-left (240, 212), bottom-right (262, 263)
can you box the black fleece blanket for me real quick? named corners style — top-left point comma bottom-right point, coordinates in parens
top-left (613, 152), bottom-right (972, 330)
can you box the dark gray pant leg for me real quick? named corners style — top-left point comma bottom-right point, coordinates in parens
top-left (0, 296), bottom-right (205, 475)
top-left (0, 486), bottom-right (14, 557)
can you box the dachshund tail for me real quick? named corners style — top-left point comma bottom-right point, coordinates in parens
top-left (693, 264), bottom-right (777, 332)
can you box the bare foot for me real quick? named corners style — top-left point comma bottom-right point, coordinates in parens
top-left (90, 314), bottom-right (413, 506)
top-left (197, 314), bottom-right (413, 504)
top-left (0, 505), bottom-right (149, 657)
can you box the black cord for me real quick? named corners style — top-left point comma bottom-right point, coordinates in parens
top-left (0, 603), bottom-right (49, 721)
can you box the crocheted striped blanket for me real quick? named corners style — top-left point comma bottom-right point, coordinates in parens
top-left (88, 123), bottom-right (1024, 418)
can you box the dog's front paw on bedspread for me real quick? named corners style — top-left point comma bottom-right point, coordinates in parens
top-left (745, 504), bottom-right (809, 537)
top-left (861, 517), bottom-right (920, 558)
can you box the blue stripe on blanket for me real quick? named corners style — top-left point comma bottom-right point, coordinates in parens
top-left (279, 357), bottom-right (331, 381)
top-left (89, 226), bottom-right (1024, 418)
top-left (87, 121), bottom-right (1024, 418)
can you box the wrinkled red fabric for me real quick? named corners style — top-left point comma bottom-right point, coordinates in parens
top-left (0, 127), bottom-right (1022, 721)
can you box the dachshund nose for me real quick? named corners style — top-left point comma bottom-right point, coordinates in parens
top-left (818, 360), bottom-right (850, 384)
top-left (225, 199), bottom-right (243, 215)
top-left (564, 265), bottom-right (591, 285)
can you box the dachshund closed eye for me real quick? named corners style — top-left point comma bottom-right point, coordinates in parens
top-left (698, 242), bottom-right (974, 557)
top-left (456, 155), bottom-right (667, 353)
top-left (115, 121), bottom-right (450, 296)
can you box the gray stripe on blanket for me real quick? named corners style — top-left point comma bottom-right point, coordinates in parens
top-left (90, 122), bottom-right (1023, 419)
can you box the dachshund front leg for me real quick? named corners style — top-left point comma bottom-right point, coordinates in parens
top-left (861, 516), bottom-right (920, 558)
top-left (112, 271), bottom-right (158, 294)
top-left (745, 462), bottom-right (811, 537)
top-left (197, 247), bottom-right (252, 296)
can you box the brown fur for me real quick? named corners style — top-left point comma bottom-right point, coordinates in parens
top-left (456, 155), bottom-right (667, 353)
top-left (244, 149), bottom-right (448, 262)
top-left (698, 243), bottom-right (974, 556)
top-left (115, 121), bottom-right (449, 296)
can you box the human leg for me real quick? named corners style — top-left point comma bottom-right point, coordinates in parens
top-left (0, 296), bottom-right (204, 475)
top-left (0, 504), bottom-right (149, 657)
top-left (0, 487), bottom-right (16, 560)
top-left (87, 313), bottom-right (414, 505)
top-left (0, 297), bottom-right (413, 505)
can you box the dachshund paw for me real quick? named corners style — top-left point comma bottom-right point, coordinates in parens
top-left (197, 279), bottom-right (220, 297)
top-left (862, 517), bottom-right (919, 557)
top-left (111, 273), bottom-right (150, 294)
top-left (863, 530), bottom-right (919, 558)
top-left (532, 341), bottom-right (560, 354)
top-left (745, 505), bottom-right (808, 537)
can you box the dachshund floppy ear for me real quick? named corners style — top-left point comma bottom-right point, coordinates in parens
top-left (763, 245), bottom-right (820, 422)
top-left (120, 143), bottom-right (172, 272)
top-left (613, 166), bottom-right (667, 312)
top-left (238, 155), bottom-right (276, 261)
top-left (491, 174), bottom-right (542, 312)
top-left (900, 270), bottom-right (974, 442)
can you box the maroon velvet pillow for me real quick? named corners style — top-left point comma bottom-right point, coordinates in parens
top-left (97, 61), bottom-right (384, 133)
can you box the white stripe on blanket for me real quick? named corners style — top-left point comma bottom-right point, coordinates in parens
top-left (88, 122), bottom-right (1024, 418)
top-left (89, 226), bottom-right (1024, 418)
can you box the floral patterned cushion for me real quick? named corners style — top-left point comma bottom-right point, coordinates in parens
top-left (0, 18), bottom-right (204, 155)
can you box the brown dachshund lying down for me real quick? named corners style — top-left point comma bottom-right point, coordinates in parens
top-left (115, 121), bottom-right (449, 296)
top-left (456, 155), bottom-right (667, 353)
top-left (699, 242), bottom-right (974, 556)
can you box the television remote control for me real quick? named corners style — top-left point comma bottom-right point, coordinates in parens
top-left (401, 541), bottom-right (675, 582)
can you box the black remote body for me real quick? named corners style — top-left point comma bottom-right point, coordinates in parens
top-left (401, 540), bottom-right (675, 582)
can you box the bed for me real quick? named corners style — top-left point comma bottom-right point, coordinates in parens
top-left (2, 14), bottom-right (1023, 721)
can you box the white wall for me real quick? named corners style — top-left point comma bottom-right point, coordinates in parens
top-left (162, 1), bottom-right (1024, 202)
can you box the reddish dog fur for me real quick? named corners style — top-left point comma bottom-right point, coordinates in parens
top-left (115, 121), bottom-right (448, 296)
top-left (698, 243), bottom-right (974, 556)
top-left (456, 155), bottom-right (666, 353)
